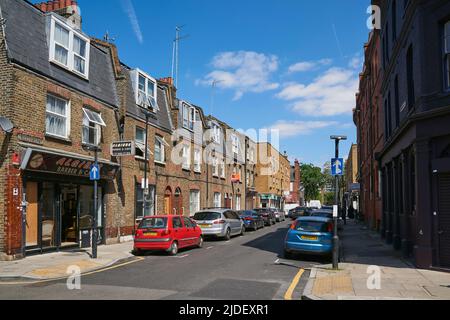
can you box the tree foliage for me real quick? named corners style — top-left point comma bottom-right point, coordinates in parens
top-left (300, 163), bottom-right (326, 201)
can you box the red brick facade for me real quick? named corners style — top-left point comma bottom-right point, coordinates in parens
top-left (354, 30), bottom-right (384, 231)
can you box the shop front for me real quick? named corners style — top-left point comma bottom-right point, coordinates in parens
top-left (20, 147), bottom-right (119, 255)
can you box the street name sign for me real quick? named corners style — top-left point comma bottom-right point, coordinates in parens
top-left (111, 141), bottom-right (135, 157)
top-left (331, 158), bottom-right (344, 176)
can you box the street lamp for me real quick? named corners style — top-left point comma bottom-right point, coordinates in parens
top-left (330, 135), bottom-right (347, 270)
top-left (141, 109), bottom-right (153, 221)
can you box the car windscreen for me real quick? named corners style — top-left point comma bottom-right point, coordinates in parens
top-left (139, 217), bottom-right (168, 229)
top-left (295, 220), bottom-right (329, 232)
top-left (193, 212), bottom-right (221, 221)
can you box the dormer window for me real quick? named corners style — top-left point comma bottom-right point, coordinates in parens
top-left (211, 123), bottom-right (221, 143)
top-left (49, 16), bottom-right (90, 79)
top-left (131, 69), bottom-right (158, 112)
top-left (182, 103), bottom-right (196, 130)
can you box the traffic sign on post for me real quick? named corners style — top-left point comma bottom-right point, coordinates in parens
top-left (331, 158), bottom-right (344, 176)
top-left (90, 164), bottom-right (100, 181)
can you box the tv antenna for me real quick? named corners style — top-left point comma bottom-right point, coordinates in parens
top-left (103, 30), bottom-right (116, 42)
top-left (210, 79), bottom-right (224, 116)
top-left (171, 25), bottom-right (189, 89)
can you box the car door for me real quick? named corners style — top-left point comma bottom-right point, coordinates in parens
top-left (183, 217), bottom-right (196, 246)
top-left (229, 211), bottom-right (242, 234)
top-left (172, 216), bottom-right (187, 248)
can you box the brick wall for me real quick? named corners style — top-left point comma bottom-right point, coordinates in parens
top-left (0, 25), bottom-right (13, 255)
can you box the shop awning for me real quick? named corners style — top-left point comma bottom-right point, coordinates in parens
top-left (20, 145), bottom-right (119, 181)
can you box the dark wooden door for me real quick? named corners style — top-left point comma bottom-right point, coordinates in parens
top-left (437, 173), bottom-right (450, 267)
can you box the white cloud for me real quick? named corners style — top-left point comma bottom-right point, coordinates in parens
top-left (348, 55), bottom-right (363, 70)
top-left (287, 59), bottom-right (332, 73)
top-left (121, 0), bottom-right (143, 44)
top-left (196, 51), bottom-right (280, 101)
top-left (277, 63), bottom-right (359, 117)
top-left (269, 120), bottom-right (338, 138)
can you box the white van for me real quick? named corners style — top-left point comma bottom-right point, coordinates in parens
top-left (308, 200), bottom-right (322, 209)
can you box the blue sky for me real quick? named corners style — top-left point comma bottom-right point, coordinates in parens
top-left (75, 0), bottom-right (371, 168)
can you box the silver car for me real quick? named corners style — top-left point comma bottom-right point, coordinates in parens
top-left (192, 209), bottom-right (245, 240)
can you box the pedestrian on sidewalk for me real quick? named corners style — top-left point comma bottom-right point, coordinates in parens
top-left (347, 204), bottom-right (355, 220)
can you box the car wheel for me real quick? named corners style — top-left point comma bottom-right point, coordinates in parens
top-left (224, 228), bottom-right (231, 241)
top-left (168, 241), bottom-right (178, 256)
top-left (240, 226), bottom-right (246, 236)
top-left (197, 236), bottom-right (204, 248)
top-left (253, 225), bottom-right (258, 231)
top-left (133, 248), bottom-right (143, 256)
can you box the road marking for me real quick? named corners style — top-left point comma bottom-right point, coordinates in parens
top-left (0, 257), bottom-right (145, 286)
top-left (284, 268), bottom-right (305, 300)
top-left (173, 254), bottom-right (189, 259)
top-left (274, 259), bottom-right (280, 264)
top-left (206, 246), bottom-right (214, 250)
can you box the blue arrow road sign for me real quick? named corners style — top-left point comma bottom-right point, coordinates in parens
top-left (90, 164), bottom-right (100, 181)
top-left (331, 158), bottom-right (344, 176)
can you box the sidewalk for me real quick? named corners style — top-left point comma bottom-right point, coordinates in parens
top-left (302, 221), bottom-right (450, 300)
top-left (0, 241), bottom-right (136, 283)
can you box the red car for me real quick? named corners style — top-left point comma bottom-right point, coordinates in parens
top-left (133, 215), bottom-right (203, 256)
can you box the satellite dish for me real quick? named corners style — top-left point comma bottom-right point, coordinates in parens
top-left (0, 117), bottom-right (14, 133)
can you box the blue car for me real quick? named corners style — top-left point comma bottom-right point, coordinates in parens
top-left (238, 210), bottom-right (265, 231)
top-left (284, 216), bottom-right (333, 259)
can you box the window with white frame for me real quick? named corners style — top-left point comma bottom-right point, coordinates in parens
top-left (189, 190), bottom-right (200, 215)
top-left (46, 94), bottom-right (70, 138)
top-left (444, 21), bottom-right (450, 89)
top-left (155, 136), bottom-right (166, 163)
top-left (182, 144), bottom-right (191, 170)
top-left (49, 16), bottom-right (90, 78)
top-left (182, 103), bottom-right (196, 130)
top-left (82, 108), bottom-right (105, 146)
top-left (220, 161), bottom-right (225, 178)
top-left (231, 134), bottom-right (239, 154)
top-left (214, 192), bottom-right (221, 208)
top-left (212, 157), bottom-right (219, 176)
top-left (194, 149), bottom-right (202, 172)
top-left (135, 127), bottom-right (151, 159)
top-left (133, 70), bottom-right (158, 111)
top-left (235, 195), bottom-right (241, 211)
top-left (211, 123), bottom-right (221, 143)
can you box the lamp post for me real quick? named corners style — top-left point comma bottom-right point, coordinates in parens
top-left (330, 135), bottom-right (347, 270)
top-left (142, 109), bottom-right (152, 220)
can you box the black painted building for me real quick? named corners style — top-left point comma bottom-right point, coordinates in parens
top-left (378, 0), bottom-right (450, 269)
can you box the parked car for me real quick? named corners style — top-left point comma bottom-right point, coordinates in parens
top-left (238, 210), bottom-right (265, 231)
top-left (310, 209), bottom-right (344, 231)
top-left (289, 207), bottom-right (312, 220)
top-left (133, 215), bottom-right (203, 256)
top-left (192, 209), bottom-right (245, 240)
top-left (284, 216), bottom-right (333, 259)
top-left (254, 208), bottom-right (276, 226)
top-left (272, 208), bottom-right (286, 222)
top-left (308, 200), bottom-right (322, 209)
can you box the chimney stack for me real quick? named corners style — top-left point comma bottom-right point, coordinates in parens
top-left (35, 0), bottom-right (82, 30)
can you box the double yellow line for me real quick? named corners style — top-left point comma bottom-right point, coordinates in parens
top-left (284, 268), bottom-right (305, 300)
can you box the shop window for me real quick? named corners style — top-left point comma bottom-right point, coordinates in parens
top-left (46, 94), bottom-right (70, 138)
top-left (79, 185), bottom-right (103, 229)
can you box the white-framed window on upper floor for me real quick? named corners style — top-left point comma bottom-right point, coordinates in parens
top-left (194, 148), bottom-right (202, 173)
top-left (211, 123), bottom-right (221, 144)
top-left (182, 144), bottom-right (191, 170)
top-left (231, 134), bottom-right (240, 155)
top-left (182, 103), bottom-right (196, 131)
top-left (135, 126), bottom-right (151, 159)
top-left (155, 135), bottom-right (166, 164)
top-left (131, 69), bottom-right (158, 112)
top-left (212, 157), bottom-right (219, 177)
top-left (49, 16), bottom-right (90, 79)
top-left (46, 94), bottom-right (70, 139)
top-left (444, 21), bottom-right (450, 90)
top-left (82, 108), bottom-right (105, 146)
